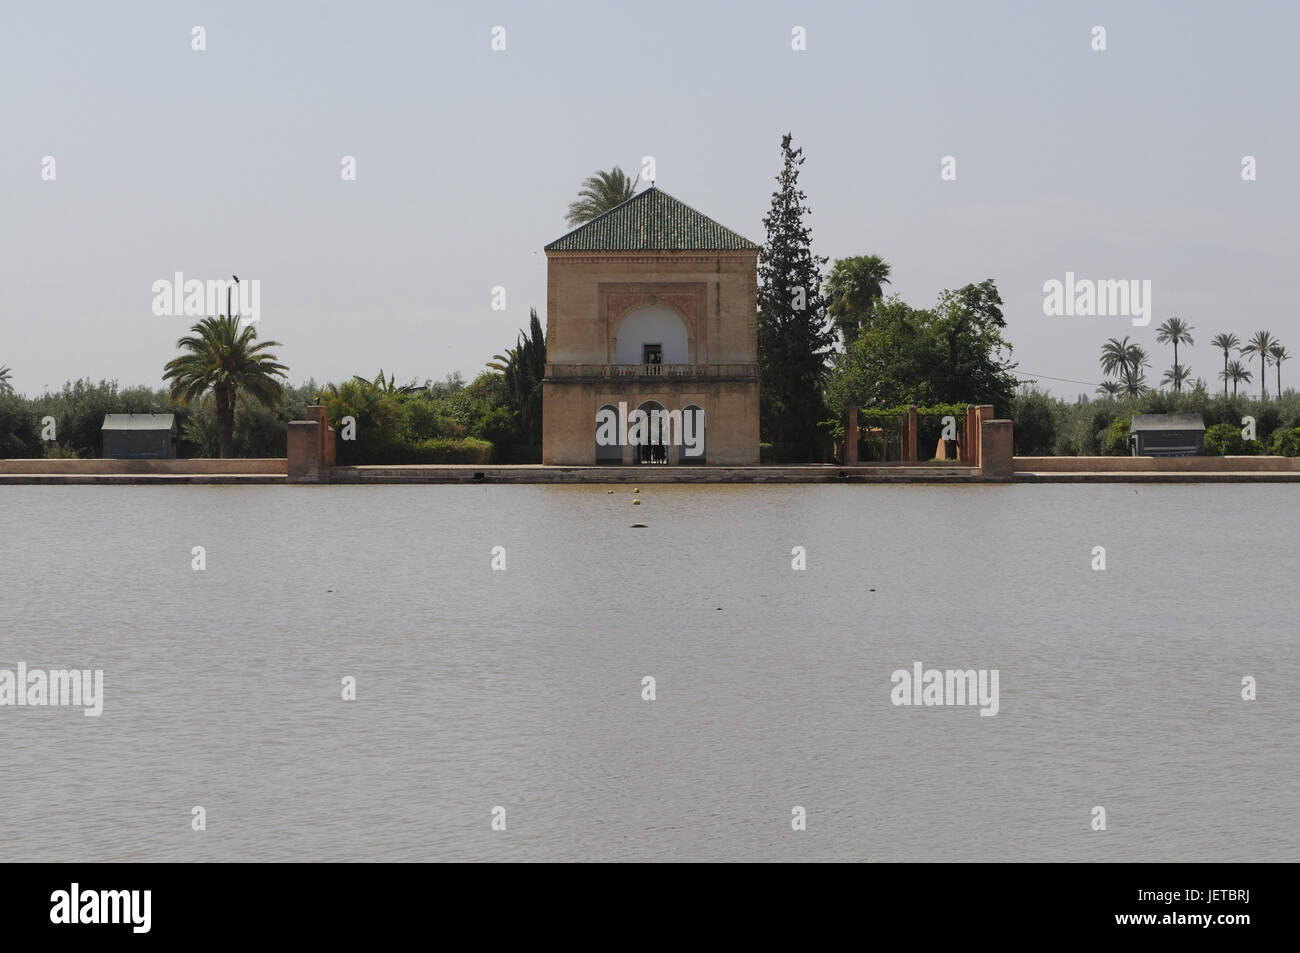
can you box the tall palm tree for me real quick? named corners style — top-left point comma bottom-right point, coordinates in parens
top-left (1095, 380), bottom-right (1123, 398)
top-left (1161, 363), bottom-right (1191, 393)
top-left (1269, 342), bottom-right (1289, 397)
top-left (1155, 317), bottom-right (1195, 392)
top-left (1210, 333), bottom-right (1239, 397)
top-left (0, 364), bottom-right (12, 395)
top-left (1222, 360), bottom-right (1252, 398)
top-left (163, 315), bottom-right (287, 458)
top-left (1240, 331), bottom-right (1276, 400)
top-left (565, 168), bottom-right (637, 227)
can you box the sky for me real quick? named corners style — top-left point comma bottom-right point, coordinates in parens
top-left (3, 0), bottom-right (1297, 398)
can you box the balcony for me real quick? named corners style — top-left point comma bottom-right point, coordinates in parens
top-left (545, 363), bottom-right (758, 381)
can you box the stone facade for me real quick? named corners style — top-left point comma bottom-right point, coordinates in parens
top-left (542, 190), bottom-right (760, 465)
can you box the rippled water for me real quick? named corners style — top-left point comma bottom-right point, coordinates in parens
top-left (1, 483), bottom-right (1296, 861)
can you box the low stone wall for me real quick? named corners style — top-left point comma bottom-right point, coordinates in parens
top-left (0, 458), bottom-right (287, 475)
top-left (1015, 456), bottom-right (1300, 472)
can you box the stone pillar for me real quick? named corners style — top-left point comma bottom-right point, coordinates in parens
top-left (905, 405), bottom-right (918, 462)
top-left (845, 407), bottom-right (859, 465)
top-left (287, 421), bottom-right (320, 480)
top-left (962, 405), bottom-right (975, 464)
top-left (305, 404), bottom-right (336, 468)
top-left (979, 419), bottom-right (1014, 477)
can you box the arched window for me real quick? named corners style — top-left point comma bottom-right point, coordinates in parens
top-left (615, 306), bottom-right (689, 366)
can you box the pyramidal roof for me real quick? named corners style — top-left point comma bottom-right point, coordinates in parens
top-left (545, 187), bottom-right (758, 252)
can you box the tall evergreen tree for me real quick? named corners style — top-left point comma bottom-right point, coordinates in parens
top-left (756, 133), bottom-right (833, 455)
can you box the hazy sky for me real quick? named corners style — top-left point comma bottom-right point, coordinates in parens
top-left (4, 0), bottom-right (1297, 398)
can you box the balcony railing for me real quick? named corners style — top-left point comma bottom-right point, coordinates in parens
top-left (546, 363), bottom-right (758, 380)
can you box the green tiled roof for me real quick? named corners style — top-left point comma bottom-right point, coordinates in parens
top-left (545, 187), bottom-right (758, 252)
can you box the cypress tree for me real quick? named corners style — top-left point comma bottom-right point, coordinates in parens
top-left (757, 133), bottom-right (833, 457)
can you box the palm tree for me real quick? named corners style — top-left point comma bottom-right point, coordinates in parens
top-left (1095, 380), bottom-right (1123, 398)
top-left (1210, 333), bottom-right (1239, 397)
top-left (352, 369), bottom-right (423, 397)
top-left (1155, 317), bottom-right (1195, 392)
top-left (0, 364), bottom-right (12, 395)
top-left (1222, 360), bottom-right (1252, 398)
top-left (163, 315), bottom-right (287, 458)
top-left (1100, 337), bottom-right (1149, 396)
top-left (487, 308), bottom-right (547, 446)
top-left (826, 255), bottom-right (892, 346)
top-left (1240, 331), bottom-right (1276, 400)
top-left (565, 168), bottom-right (637, 227)
top-left (1269, 342), bottom-right (1289, 397)
top-left (1161, 363), bottom-right (1191, 393)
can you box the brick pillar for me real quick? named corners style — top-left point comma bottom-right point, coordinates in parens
top-left (845, 407), bottom-right (859, 465)
top-left (287, 421), bottom-right (320, 480)
top-left (905, 405), bottom-right (918, 462)
top-left (305, 404), bottom-right (335, 469)
top-left (979, 419), bottom-right (1014, 477)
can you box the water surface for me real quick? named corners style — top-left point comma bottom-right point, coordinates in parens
top-left (1, 484), bottom-right (1296, 861)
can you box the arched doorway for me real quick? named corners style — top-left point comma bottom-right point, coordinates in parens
top-left (595, 403), bottom-right (621, 463)
top-left (680, 404), bottom-right (705, 464)
top-left (633, 400), bottom-right (668, 464)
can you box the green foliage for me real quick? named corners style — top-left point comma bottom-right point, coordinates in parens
top-left (320, 376), bottom-right (404, 465)
top-left (1270, 428), bottom-right (1300, 456)
top-left (757, 133), bottom-right (834, 456)
top-left (566, 167), bottom-right (637, 227)
top-left (826, 254), bottom-right (891, 346)
top-left (0, 391), bottom-right (41, 457)
top-left (827, 284), bottom-right (1019, 417)
top-left (1103, 417), bottom-right (1131, 456)
top-left (1010, 386), bottom-right (1058, 455)
top-left (1203, 422), bottom-right (1263, 456)
top-left (163, 315), bottom-right (287, 458)
top-left (487, 309), bottom-right (545, 447)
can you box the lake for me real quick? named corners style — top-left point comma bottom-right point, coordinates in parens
top-left (1, 483), bottom-right (1296, 861)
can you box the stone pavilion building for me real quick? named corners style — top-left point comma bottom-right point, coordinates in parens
top-left (541, 187), bottom-right (760, 465)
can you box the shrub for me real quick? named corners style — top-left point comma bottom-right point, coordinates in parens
top-left (1011, 387), bottom-right (1058, 455)
top-left (1271, 428), bottom-right (1300, 456)
top-left (1102, 418), bottom-right (1131, 455)
top-left (1202, 422), bottom-right (1263, 456)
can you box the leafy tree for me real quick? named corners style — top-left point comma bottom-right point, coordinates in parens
top-left (1010, 386), bottom-right (1058, 454)
top-left (1240, 331), bottom-right (1276, 400)
top-left (162, 315), bottom-right (287, 457)
top-left (757, 133), bottom-right (833, 454)
top-left (565, 168), bottom-right (636, 227)
top-left (827, 286), bottom-right (1019, 414)
top-left (1155, 317), bottom-right (1195, 392)
top-left (826, 255), bottom-right (891, 346)
top-left (1210, 332), bottom-right (1239, 397)
top-left (0, 364), bottom-right (12, 395)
